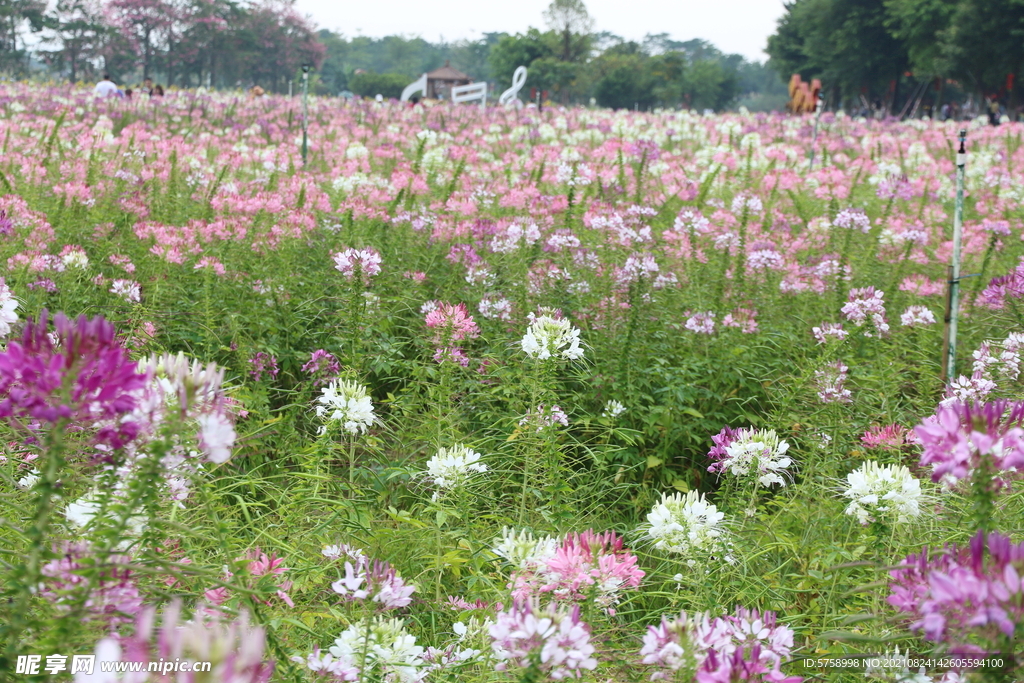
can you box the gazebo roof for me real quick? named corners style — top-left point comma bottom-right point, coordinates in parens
top-left (426, 61), bottom-right (470, 81)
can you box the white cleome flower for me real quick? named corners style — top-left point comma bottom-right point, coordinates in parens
top-left (842, 460), bottom-right (923, 525)
top-left (716, 429), bottom-right (793, 488)
top-left (643, 491), bottom-right (730, 565)
top-left (65, 489), bottom-right (148, 543)
top-left (863, 646), bottom-right (932, 683)
top-left (520, 312), bottom-right (584, 361)
top-left (330, 617), bottom-right (425, 683)
top-left (197, 412), bottom-right (236, 464)
top-left (316, 380), bottom-right (376, 435)
top-left (491, 527), bottom-right (559, 571)
top-left (0, 278), bottom-right (19, 338)
top-left (602, 400), bottom-right (626, 419)
top-left (17, 469), bottom-right (39, 489)
top-left (424, 444), bottom-right (487, 499)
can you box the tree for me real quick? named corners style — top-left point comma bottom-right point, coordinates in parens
top-left (316, 28), bottom-right (349, 93)
top-left (348, 71), bottom-right (407, 99)
top-left (542, 0), bottom-right (592, 102)
top-left (766, 0), bottom-right (908, 111)
top-left (43, 0), bottom-right (105, 81)
top-left (683, 59), bottom-right (739, 111)
top-left (103, 0), bottom-right (173, 79)
top-left (232, 0), bottom-right (324, 92)
top-left (173, 0), bottom-right (238, 87)
top-left (543, 0), bottom-right (592, 62)
top-left (941, 0), bottom-right (1024, 100)
top-left (0, 0), bottom-right (47, 74)
top-left (593, 48), bottom-right (656, 110)
top-left (488, 28), bottom-right (557, 90)
top-left (884, 0), bottom-right (956, 80)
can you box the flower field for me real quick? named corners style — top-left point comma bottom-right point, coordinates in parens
top-left (1, 83), bottom-right (1024, 683)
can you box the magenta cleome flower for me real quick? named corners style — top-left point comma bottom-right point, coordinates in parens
top-left (841, 287), bottom-right (888, 337)
top-left (0, 311), bottom-right (146, 445)
top-left (332, 247), bottom-right (382, 282)
top-left (888, 531), bottom-right (1024, 651)
top-left (915, 401), bottom-right (1024, 485)
top-left (511, 530), bottom-right (645, 612)
top-left (639, 608), bottom-right (798, 682)
top-left (722, 309), bottom-right (758, 334)
top-left (861, 424), bottom-right (912, 449)
top-left (490, 601), bottom-right (598, 679)
top-left (424, 302), bottom-right (480, 342)
top-left (302, 349), bottom-right (341, 381)
top-left (685, 312), bottom-right (716, 335)
top-left (81, 600), bottom-right (274, 683)
top-left (41, 542), bottom-right (143, 630)
top-left (811, 322), bottom-right (847, 344)
top-left (329, 552), bottom-right (415, 611)
top-left (814, 361), bottom-right (852, 404)
top-left (697, 644), bottom-right (803, 683)
top-left (708, 426), bottom-right (743, 464)
top-left (978, 260), bottom-right (1024, 310)
top-left (248, 352), bottom-right (279, 381)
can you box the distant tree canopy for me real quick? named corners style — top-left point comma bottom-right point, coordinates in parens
top-left (347, 71), bottom-right (408, 99)
top-left (767, 0), bottom-right (1024, 112)
top-left (3, 0), bottom-right (787, 109)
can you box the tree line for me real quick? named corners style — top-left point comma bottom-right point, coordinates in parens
top-left (1, 0), bottom-right (324, 91)
top-left (767, 0), bottom-right (1024, 116)
top-left (318, 0), bottom-right (786, 112)
top-left (1, 0), bottom-right (788, 111)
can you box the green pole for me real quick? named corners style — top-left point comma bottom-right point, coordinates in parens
top-left (301, 65), bottom-right (310, 167)
top-left (945, 129), bottom-right (967, 380)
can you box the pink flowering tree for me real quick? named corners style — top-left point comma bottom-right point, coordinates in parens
top-left (103, 0), bottom-right (174, 79)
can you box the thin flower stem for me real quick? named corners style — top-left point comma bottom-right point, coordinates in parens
top-left (6, 424), bottom-right (65, 661)
top-left (348, 436), bottom-right (356, 492)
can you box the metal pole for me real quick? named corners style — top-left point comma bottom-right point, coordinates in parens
top-left (807, 94), bottom-right (824, 171)
top-left (945, 129), bottom-right (967, 380)
top-left (940, 264), bottom-right (954, 383)
top-left (301, 66), bottom-right (309, 167)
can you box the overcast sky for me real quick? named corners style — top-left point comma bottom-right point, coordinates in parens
top-left (293, 0), bottom-right (788, 63)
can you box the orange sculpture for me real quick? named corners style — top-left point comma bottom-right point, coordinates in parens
top-left (788, 75), bottom-right (821, 114)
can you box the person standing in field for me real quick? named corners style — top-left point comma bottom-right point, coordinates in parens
top-left (989, 97), bottom-right (1001, 126)
top-left (94, 74), bottom-right (118, 98)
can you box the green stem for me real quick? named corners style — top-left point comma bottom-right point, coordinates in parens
top-left (4, 424), bottom-right (66, 660)
top-left (348, 436), bottom-right (356, 491)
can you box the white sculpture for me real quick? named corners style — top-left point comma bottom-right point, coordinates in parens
top-left (400, 73), bottom-right (427, 102)
top-left (451, 81), bottom-right (488, 110)
top-left (499, 66), bottom-right (528, 108)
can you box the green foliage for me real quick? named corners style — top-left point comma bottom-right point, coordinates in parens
top-left (348, 71), bottom-right (411, 99)
top-left (489, 29), bottom-right (558, 91)
top-left (594, 54), bottom-right (653, 110)
top-left (769, 0), bottom-right (1024, 111)
top-left (767, 0), bottom-right (907, 108)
